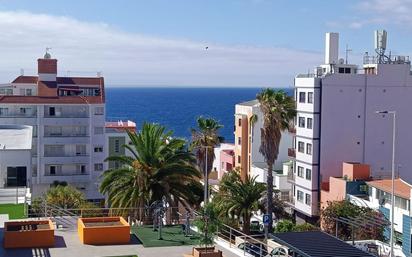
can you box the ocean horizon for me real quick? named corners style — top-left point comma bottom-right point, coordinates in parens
top-left (106, 87), bottom-right (293, 143)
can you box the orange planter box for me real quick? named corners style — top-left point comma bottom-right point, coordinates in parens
top-left (78, 216), bottom-right (130, 245)
top-left (4, 219), bottom-right (55, 249)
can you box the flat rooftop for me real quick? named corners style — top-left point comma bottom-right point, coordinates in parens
top-left (0, 125), bottom-right (32, 150)
top-left (237, 99), bottom-right (259, 107)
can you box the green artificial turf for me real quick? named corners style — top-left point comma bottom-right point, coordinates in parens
top-left (132, 225), bottom-right (200, 247)
top-left (0, 203), bottom-right (26, 219)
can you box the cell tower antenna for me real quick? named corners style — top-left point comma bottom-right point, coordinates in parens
top-left (375, 30), bottom-right (388, 64)
top-left (345, 44), bottom-right (352, 64)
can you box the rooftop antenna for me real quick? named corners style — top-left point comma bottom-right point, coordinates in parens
top-left (345, 44), bottom-right (352, 64)
top-left (375, 30), bottom-right (388, 64)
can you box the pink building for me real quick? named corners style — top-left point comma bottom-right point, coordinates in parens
top-left (219, 149), bottom-right (235, 179)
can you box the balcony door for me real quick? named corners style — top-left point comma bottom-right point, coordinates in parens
top-left (6, 167), bottom-right (27, 187)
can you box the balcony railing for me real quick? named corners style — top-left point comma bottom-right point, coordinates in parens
top-left (44, 172), bottom-right (89, 176)
top-left (0, 112), bottom-right (37, 118)
top-left (288, 148), bottom-right (296, 158)
top-left (44, 153), bottom-right (89, 157)
top-left (287, 171), bottom-right (295, 182)
top-left (44, 133), bottom-right (89, 137)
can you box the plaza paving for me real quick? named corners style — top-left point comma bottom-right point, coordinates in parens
top-left (0, 227), bottom-right (241, 257)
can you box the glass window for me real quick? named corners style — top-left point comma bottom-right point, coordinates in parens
top-left (306, 143), bottom-right (312, 155)
top-left (238, 137), bottom-right (241, 145)
top-left (238, 155), bottom-right (241, 164)
top-left (297, 166), bottom-right (304, 177)
top-left (94, 146), bottom-right (103, 152)
top-left (238, 119), bottom-right (241, 127)
top-left (307, 118), bottom-right (313, 129)
top-left (298, 117), bottom-right (305, 128)
top-left (308, 92), bottom-right (313, 103)
top-left (94, 163), bottom-right (103, 171)
top-left (26, 89), bottom-right (32, 96)
top-left (94, 127), bottom-right (104, 135)
top-left (299, 92), bottom-right (306, 103)
top-left (305, 194), bottom-right (311, 205)
top-left (94, 107), bottom-right (104, 115)
top-left (306, 169), bottom-right (311, 180)
top-left (298, 142), bottom-right (305, 153)
top-left (297, 191), bottom-right (304, 202)
top-left (114, 139), bottom-right (120, 153)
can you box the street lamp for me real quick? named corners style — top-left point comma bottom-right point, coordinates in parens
top-left (376, 110), bottom-right (396, 257)
top-left (196, 145), bottom-right (213, 205)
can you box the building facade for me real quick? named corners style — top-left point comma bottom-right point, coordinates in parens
top-left (0, 53), bottom-right (106, 200)
top-left (291, 31), bottom-right (412, 221)
top-left (234, 99), bottom-right (292, 182)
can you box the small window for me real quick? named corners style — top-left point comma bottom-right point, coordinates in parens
top-left (49, 107), bottom-right (55, 116)
top-left (238, 155), bottom-right (241, 164)
top-left (94, 146), bottom-right (103, 152)
top-left (305, 194), bottom-right (311, 205)
top-left (298, 141), bottom-right (305, 153)
top-left (345, 67), bottom-right (351, 74)
top-left (94, 163), bottom-right (103, 171)
top-left (297, 191), bottom-right (304, 202)
top-left (306, 168), bottom-right (312, 180)
top-left (50, 166), bottom-right (56, 175)
top-left (94, 107), bottom-right (104, 115)
top-left (26, 89), bottom-right (32, 96)
top-left (307, 118), bottom-right (313, 129)
top-left (299, 92), bottom-right (306, 103)
top-left (94, 127), bottom-right (104, 135)
top-left (297, 166), bottom-right (304, 177)
top-left (306, 143), bottom-right (312, 155)
top-left (238, 119), bottom-right (242, 127)
top-left (238, 137), bottom-right (241, 145)
top-left (298, 117), bottom-right (305, 128)
top-left (6, 89), bottom-right (12, 95)
top-left (307, 92), bottom-right (313, 103)
top-left (338, 67), bottom-right (345, 73)
top-left (114, 139), bottom-right (120, 153)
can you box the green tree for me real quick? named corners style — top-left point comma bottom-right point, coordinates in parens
top-left (194, 202), bottom-right (221, 251)
top-left (321, 200), bottom-right (384, 241)
top-left (275, 219), bottom-right (317, 233)
top-left (190, 117), bottom-right (223, 202)
top-left (100, 123), bottom-right (203, 214)
top-left (214, 171), bottom-right (266, 234)
top-left (45, 185), bottom-right (87, 209)
top-left (256, 89), bottom-right (296, 234)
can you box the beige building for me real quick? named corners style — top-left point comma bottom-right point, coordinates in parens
top-left (234, 99), bottom-right (292, 182)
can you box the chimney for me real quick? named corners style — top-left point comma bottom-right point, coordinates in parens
top-left (325, 32), bottom-right (339, 65)
top-left (38, 52), bottom-right (57, 81)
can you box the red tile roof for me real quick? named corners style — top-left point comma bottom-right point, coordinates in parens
top-left (367, 178), bottom-right (411, 199)
top-left (0, 95), bottom-right (104, 104)
top-left (12, 76), bottom-right (103, 86)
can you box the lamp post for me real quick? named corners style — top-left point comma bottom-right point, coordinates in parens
top-left (376, 110), bottom-right (396, 257)
top-left (196, 145), bottom-right (212, 205)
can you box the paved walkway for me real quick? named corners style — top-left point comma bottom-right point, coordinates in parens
top-left (0, 228), bottom-right (241, 257)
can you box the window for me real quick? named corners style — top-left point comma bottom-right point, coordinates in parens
top-left (238, 119), bottom-right (242, 127)
top-left (94, 163), bottom-right (103, 171)
top-left (345, 67), bottom-right (351, 74)
top-left (306, 143), bottom-right (312, 155)
top-left (0, 108), bottom-right (8, 116)
top-left (114, 139), bottom-right (120, 153)
top-left (50, 166), bottom-right (56, 175)
top-left (338, 67), bottom-right (345, 73)
top-left (238, 137), bottom-right (241, 145)
top-left (306, 169), bottom-right (312, 180)
top-left (94, 127), bottom-right (104, 135)
top-left (297, 190), bottom-right (304, 202)
top-left (75, 145), bottom-right (86, 156)
top-left (359, 184), bottom-right (368, 193)
top-left (77, 164), bottom-right (86, 174)
top-left (94, 107), bottom-right (104, 115)
top-left (238, 155), bottom-right (241, 164)
top-left (305, 194), bottom-right (311, 205)
top-left (307, 118), bottom-right (313, 129)
top-left (298, 117), bottom-right (305, 128)
top-left (307, 92), bottom-right (313, 103)
top-left (26, 89), bottom-right (32, 96)
top-left (49, 107), bottom-right (55, 116)
top-left (298, 141), bottom-right (305, 153)
top-left (299, 92), bottom-right (306, 103)
top-left (94, 146), bottom-right (103, 152)
top-left (297, 166), bottom-right (304, 177)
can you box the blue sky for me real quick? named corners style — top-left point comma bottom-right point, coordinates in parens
top-left (0, 0), bottom-right (410, 86)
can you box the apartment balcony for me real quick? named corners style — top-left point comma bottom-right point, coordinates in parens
top-left (288, 148), bottom-right (296, 158)
top-left (0, 112), bottom-right (37, 118)
top-left (42, 155), bottom-right (90, 164)
top-left (41, 173), bottom-right (90, 184)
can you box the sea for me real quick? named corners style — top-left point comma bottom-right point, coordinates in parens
top-left (106, 87), bottom-right (292, 143)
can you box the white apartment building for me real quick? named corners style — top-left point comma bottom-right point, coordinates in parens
top-left (234, 99), bottom-right (292, 183)
top-left (291, 30), bottom-right (412, 221)
top-left (0, 53), bottom-right (107, 201)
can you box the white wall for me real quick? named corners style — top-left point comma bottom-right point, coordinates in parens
top-left (0, 150), bottom-right (31, 188)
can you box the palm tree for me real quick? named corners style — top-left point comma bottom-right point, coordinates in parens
top-left (100, 123), bottom-right (203, 217)
top-left (215, 171), bottom-right (266, 234)
top-left (190, 117), bottom-right (224, 202)
top-left (256, 88), bottom-right (296, 235)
